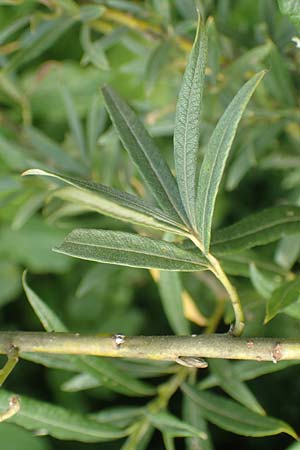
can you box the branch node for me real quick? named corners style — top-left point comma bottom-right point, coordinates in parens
top-left (271, 342), bottom-right (282, 363)
top-left (175, 356), bottom-right (208, 369)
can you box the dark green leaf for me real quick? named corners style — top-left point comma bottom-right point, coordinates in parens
top-left (158, 272), bottom-right (190, 334)
top-left (101, 85), bottom-right (188, 224)
top-left (182, 384), bottom-right (297, 438)
top-left (208, 359), bottom-right (265, 414)
top-left (196, 71), bottom-right (265, 252)
top-left (265, 278), bottom-right (300, 323)
top-left (6, 17), bottom-right (74, 72)
top-left (147, 411), bottom-right (207, 438)
top-left (183, 389), bottom-right (213, 450)
top-left (174, 17), bottom-right (207, 226)
top-left (212, 206), bottom-right (300, 254)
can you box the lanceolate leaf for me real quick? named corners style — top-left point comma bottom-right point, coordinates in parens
top-left (207, 359), bottom-right (265, 414)
top-left (0, 389), bottom-right (125, 443)
top-left (102, 85), bottom-right (189, 225)
top-left (158, 271), bottom-right (191, 334)
top-left (147, 411), bottom-right (207, 438)
top-left (182, 384), bottom-right (297, 438)
top-left (265, 278), bottom-right (300, 323)
top-left (196, 71), bottom-right (265, 253)
top-left (23, 271), bottom-right (66, 332)
top-left (174, 17), bottom-right (207, 226)
top-left (211, 206), bottom-right (300, 254)
top-left (23, 169), bottom-right (189, 236)
top-left (55, 229), bottom-right (208, 271)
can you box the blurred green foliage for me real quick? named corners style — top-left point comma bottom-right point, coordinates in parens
top-left (1, 0), bottom-right (300, 449)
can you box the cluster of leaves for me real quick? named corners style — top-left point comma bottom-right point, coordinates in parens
top-left (2, 0), bottom-right (300, 449)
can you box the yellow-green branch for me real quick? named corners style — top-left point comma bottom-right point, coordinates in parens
top-left (0, 332), bottom-right (298, 363)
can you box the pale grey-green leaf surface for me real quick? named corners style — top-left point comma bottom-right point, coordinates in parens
top-left (158, 272), bottom-right (190, 334)
top-left (102, 85), bottom-right (189, 225)
top-left (275, 235), bottom-right (300, 270)
top-left (23, 275), bottom-right (154, 397)
top-left (196, 71), bottom-right (265, 253)
top-left (174, 17), bottom-right (207, 226)
top-left (182, 384), bottom-right (297, 438)
top-left (23, 168), bottom-right (189, 236)
top-left (265, 278), bottom-right (300, 323)
top-left (207, 359), bottom-right (265, 414)
top-left (211, 206), bottom-right (300, 254)
top-left (249, 263), bottom-right (277, 299)
top-left (0, 389), bottom-right (125, 442)
top-left (55, 229), bottom-right (208, 271)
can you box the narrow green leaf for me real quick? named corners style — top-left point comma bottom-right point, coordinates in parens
top-left (265, 278), bottom-right (300, 323)
top-left (121, 420), bottom-right (153, 450)
top-left (61, 87), bottom-right (87, 162)
top-left (174, 17), bottom-right (207, 227)
top-left (55, 229), bottom-right (208, 271)
top-left (77, 356), bottom-right (155, 397)
top-left (249, 264), bottom-right (277, 299)
top-left (275, 235), bottom-right (300, 270)
top-left (183, 388), bottom-right (213, 450)
top-left (196, 71), bottom-right (265, 252)
top-left (86, 98), bottom-right (107, 158)
top-left (22, 271), bottom-right (66, 332)
top-left (145, 40), bottom-right (172, 94)
top-left (101, 85), bottom-right (188, 224)
top-left (23, 168), bottom-right (188, 236)
top-left (0, 389), bottom-right (125, 442)
top-left (208, 359), bottom-right (265, 414)
top-left (162, 433), bottom-right (175, 450)
top-left (199, 360), bottom-right (299, 390)
top-left (0, 15), bottom-right (30, 45)
top-left (147, 411), bottom-right (207, 439)
top-left (158, 272), bottom-right (190, 334)
top-left (24, 126), bottom-right (86, 175)
top-left (61, 373), bottom-right (100, 392)
top-left (211, 206), bottom-right (300, 255)
top-left (182, 384), bottom-right (297, 438)
top-left (92, 407), bottom-right (142, 428)
top-left (220, 252), bottom-right (287, 278)
top-left (6, 17), bottom-right (74, 72)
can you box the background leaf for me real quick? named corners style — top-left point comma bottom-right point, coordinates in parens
top-left (182, 384), bottom-right (297, 438)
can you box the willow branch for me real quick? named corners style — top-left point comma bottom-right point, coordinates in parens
top-left (0, 332), bottom-right (299, 363)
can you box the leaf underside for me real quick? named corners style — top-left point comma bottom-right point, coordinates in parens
top-left (55, 229), bottom-right (208, 271)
